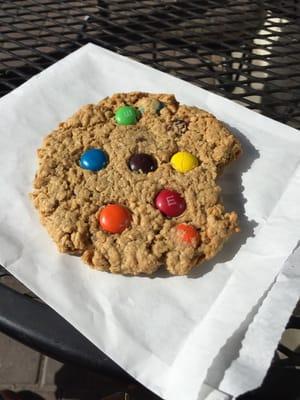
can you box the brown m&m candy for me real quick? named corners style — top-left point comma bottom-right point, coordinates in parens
top-left (128, 153), bottom-right (157, 173)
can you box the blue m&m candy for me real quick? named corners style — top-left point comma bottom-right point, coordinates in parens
top-left (79, 148), bottom-right (108, 171)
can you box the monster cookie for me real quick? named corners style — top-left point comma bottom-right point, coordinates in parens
top-left (31, 92), bottom-right (241, 275)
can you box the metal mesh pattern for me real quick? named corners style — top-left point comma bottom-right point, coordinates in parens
top-left (0, 0), bottom-right (300, 128)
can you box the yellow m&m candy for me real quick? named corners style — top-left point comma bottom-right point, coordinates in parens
top-left (170, 151), bottom-right (199, 173)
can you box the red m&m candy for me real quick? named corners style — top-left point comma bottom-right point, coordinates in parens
top-left (155, 189), bottom-right (186, 217)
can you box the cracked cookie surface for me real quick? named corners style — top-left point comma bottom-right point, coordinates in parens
top-left (31, 92), bottom-right (241, 275)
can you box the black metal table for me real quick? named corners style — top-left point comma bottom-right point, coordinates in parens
top-left (0, 1), bottom-right (300, 399)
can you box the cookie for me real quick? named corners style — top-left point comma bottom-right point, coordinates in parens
top-left (31, 92), bottom-right (241, 275)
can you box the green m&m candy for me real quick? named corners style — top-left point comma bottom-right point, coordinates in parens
top-left (115, 106), bottom-right (139, 125)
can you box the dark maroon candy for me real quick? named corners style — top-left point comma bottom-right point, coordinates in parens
top-left (128, 153), bottom-right (157, 173)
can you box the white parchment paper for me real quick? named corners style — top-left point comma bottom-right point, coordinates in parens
top-left (219, 244), bottom-right (300, 398)
top-left (0, 44), bottom-right (299, 400)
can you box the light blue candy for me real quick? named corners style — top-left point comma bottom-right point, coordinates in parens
top-left (79, 148), bottom-right (108, 171)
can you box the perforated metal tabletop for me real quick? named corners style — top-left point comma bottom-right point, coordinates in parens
top-left (0, 1), bottom-right (299, 399)
top-left (1, 0), bottom-right (300, 127)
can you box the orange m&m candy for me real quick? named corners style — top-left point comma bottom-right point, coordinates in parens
top-left (99, 204), bottom-right (131, 234)
top-left (176, 223), bottom-right (199, 245)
